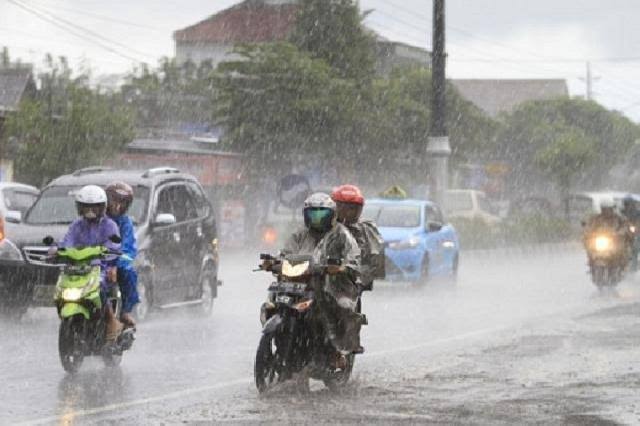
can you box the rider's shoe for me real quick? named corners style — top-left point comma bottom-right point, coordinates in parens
top-left (121, 312), bottom-right (136, 328)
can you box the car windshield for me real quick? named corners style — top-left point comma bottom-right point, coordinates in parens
top-left (25, 185), bottom-right (150, 225)
top-left (444, 192), bottom-right (474, 212)
top-left (363, 204), bottom-right (421, 228)
top-left (2, 188), bottom-right (38, 215)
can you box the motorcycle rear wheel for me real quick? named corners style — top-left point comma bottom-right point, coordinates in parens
top-left (323, 354), bottom-right (355, 391)
top-left (254, 333), bottom-right (283, 393)
top-left (58, 317), bottom-right (85, 373)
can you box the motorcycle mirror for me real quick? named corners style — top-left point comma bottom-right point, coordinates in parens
top-left (42, 236), bottom-right (55, 246)
top-left (109, 234), bottom-right (122, 244)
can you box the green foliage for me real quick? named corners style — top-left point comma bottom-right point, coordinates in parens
top-left (124, 57), bottom-right (216, 132)
top-left (496, 98), bottom-right (640, 192)
top-left (215, 42), bottom-right (353, 175)
top-left (291, 0), bottom-right (375, 83)
top-left (1, 56), bottom-right (133, 186)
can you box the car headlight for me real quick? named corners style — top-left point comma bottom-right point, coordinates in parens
top-left (0, 239), bottom-right (24, 261)
top-left (389, 237), bottom-right (421, 250)
top-left (62, 287), bottom-right (84, 302)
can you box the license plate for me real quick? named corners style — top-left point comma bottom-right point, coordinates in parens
top-left (276, 295), bottom-right (292, 304)
top-left (32, 285), bottom-right (56, 306)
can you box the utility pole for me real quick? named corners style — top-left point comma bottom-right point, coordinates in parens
top-left (427, 0), bottom-right (451, 206)
top-left (586, 61), bottom-right (592, 100)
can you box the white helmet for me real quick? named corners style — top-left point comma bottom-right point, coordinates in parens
top-left (75, 185), bottom-right (107, 204)
top-left (75, 185), bottom-right (107, 220)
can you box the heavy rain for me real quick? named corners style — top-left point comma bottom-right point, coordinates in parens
top-left (1, 0), bottom-right (640, 424)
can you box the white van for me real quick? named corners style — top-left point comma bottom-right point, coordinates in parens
top-left (444, 189), bottom-right (502, 225)
top-left (564, 191), bottom-right (631, 224)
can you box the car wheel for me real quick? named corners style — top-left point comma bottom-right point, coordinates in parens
top-left (449, 253), bottom-right (459, 284)
top-left (134, 274), bottom-right (151, 321)
top-left (198, 270), bottom-right (215, 317)
top-left (417, 254), bottom-right (430, 286)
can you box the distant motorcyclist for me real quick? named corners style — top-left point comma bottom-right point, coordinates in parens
top-left (583, 198), bottom-right (631, 271)
top-left (331, 184), bottom-right (385, 291)
top-left (60, 185), bottom-right (122, 341)
top-left (621, 195), bottom-right (640, 270)
top-left (264, 192), bottom-right (362, 357)
top-left (106, 181), bottom-right (139, 327)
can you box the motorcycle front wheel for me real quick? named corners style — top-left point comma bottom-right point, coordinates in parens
top-left (254, 333), bottom-right (283, 393)
top-left (58, 317), bottom-right (85, 373)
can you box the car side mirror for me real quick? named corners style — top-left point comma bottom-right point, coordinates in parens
top-left (153, 213), bottom-right (176, 227)
top-left (5, 210), bottom-right (22, 224)
top-left (428, 222), bottom-right (443, 233)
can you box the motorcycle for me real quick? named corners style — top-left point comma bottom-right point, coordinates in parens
top-left (583, 228), bottom-right (629, 289)
top-left (44, 236), bottom-right (135, 373)
top-left (254, 253), bottom-right (365, 393)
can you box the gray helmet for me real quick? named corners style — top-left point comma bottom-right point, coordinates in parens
top-left (303, 193), bottom-right (336, 232)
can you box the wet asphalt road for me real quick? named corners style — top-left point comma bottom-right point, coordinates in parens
top-left (2, 245), bottom-right (640, 425)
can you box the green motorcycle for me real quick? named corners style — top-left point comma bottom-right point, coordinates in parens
top-left (45, 237), bottom-right (135, 373)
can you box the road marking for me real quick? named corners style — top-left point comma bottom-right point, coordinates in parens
top-left (16, 378), bottom-right (251, 426)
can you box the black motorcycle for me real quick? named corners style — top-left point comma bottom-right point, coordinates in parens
top-left (254, 253), bottom-right (364, 393)
top-left (583, 228), bottom-right (629, 289)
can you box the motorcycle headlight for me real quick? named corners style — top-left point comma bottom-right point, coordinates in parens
top-left (594, 236), bottom-right (612, 252)
top-left (62, 287), bottom-right (83, 302)
top-left (0, 239), bottom-right (23, 261)
top-left (389, 237), bottom-right (421, 250)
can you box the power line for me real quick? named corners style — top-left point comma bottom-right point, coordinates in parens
top-left (26, 0), bottom-right (170, 33)
top-left (6, 0), bottom-right (150, 64)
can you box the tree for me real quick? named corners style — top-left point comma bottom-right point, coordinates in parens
top-left (1, 56), bottom-right (133, 186)
top-left (215, 43), bottom-right (354, 178)
top-left (496, 98), bottom-right (640, 196)
top-left (124, 58), bottom-right (216, 135)
top-left (290, 0), bottom-right (375, 84)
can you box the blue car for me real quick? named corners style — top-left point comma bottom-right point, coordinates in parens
top-left (363, 198), bottom-right (460, 283)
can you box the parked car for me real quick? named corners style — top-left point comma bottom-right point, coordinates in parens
top-left (444, 189), bottom-right (501, 225)
top-left (0, 182), bottom-right (39, 223)
top-left (0, 166), bottom-right (220, 318)
top-left (362, 197), bottom-right (459, 284)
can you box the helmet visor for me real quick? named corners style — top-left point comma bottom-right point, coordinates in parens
top-left (304, 207), bottom-right (334, 231)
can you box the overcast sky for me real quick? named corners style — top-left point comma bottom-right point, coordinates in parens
top-left (2, 0), bottom-right (640, 120)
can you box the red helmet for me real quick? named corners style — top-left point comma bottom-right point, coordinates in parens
top-left (331, 184), bottom-right (365, 206)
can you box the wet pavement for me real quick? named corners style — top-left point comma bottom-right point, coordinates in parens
top-left (3, 246), bottom-right (640, 425)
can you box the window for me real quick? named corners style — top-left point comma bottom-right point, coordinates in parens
top-left (3, 189), bottom-right (38, 215)
top-left (156, 185), bottom-right (198, 223)
top-left (26, 185), bottom-right (150, 225)
top-left (187, 182), bottom-right (211, 218)
top-left (364, 203), bottom-right (421, 228)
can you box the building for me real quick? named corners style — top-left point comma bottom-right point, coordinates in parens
top-left (173, 0), bottom-right (430, 73)
top-left (174, 0), bottom-right (298, 68)
top-left (450, 79), bottom-right (569, 117)
top-left (0, 66), bottom-right (36, 182)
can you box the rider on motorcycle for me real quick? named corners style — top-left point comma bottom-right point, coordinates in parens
top-left (331, 184), bottom-right (385, 291)
top-left (583, 198), bottom-right (631, 271)
top-left (264, 192), bottom-right (362, 356)
top-left (621, 195), bottom-right (640, 270)
top-left (106, 181), bottom-right (139, 327)
top-left (60, 185), bottom-right (122, 341)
